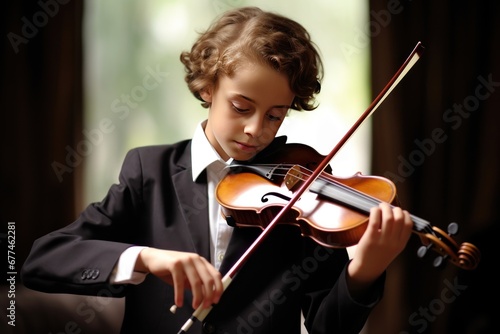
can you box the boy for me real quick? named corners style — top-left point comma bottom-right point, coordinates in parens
top-left (22, 6), bottom-right (412, 333)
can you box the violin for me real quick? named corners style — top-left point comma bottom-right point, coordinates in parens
top-left (216, 143), bottom-right (481, 271)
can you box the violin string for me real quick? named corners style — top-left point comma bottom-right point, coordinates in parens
top-left (294, 168), bottom-right (435, 234)
top-left (247, 164), bottom-right (434, 235)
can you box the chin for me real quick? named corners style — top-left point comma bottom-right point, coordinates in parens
top-left (232, 152), bottom-right (256, 162)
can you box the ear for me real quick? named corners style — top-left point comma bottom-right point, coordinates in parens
top-left (199, 87), bottom-right (213, 103)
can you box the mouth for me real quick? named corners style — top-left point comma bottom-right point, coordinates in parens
top-left (235, 141), bottom-right (258, 152)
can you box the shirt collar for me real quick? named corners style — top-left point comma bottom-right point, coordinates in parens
top-left (191, 120), bottom-right (233, 181)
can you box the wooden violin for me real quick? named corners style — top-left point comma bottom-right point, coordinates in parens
top-left (216, 143), bottom-right (481, 271)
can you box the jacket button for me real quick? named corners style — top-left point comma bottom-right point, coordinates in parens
top-left (202, 321), bottom-right (216, 333)
top-left (90, 269), bottom-right (99, 279)
top-left (81, 269), bottom-right (100, 280)
top-left (81, 269), bottom-right (88, 280)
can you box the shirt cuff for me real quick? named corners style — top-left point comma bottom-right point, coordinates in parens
top-left (109, 246), bottom-right (149, 284)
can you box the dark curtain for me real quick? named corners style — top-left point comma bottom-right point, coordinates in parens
top-left (367, 1), bottom-right (498, 333)
top-left (1, 0), bottom-right (84, 279)
top-left (1, 2), bottom-right (123, 334)
top-left (0, 1), bottom-right (96, 332)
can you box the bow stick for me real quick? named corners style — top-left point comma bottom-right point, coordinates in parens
top-left (175, 41), bottom-right (425, 333)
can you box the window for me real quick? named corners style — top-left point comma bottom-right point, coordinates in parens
top-left (83, 0), bottom-right (370, 206)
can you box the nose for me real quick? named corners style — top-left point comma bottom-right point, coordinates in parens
top-left (244, 114), bottom-right (264, 138)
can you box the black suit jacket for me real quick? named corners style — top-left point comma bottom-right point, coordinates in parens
top-left (21, 137), bottom-right (384, 334)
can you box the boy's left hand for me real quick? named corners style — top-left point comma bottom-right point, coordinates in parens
top-left (347, 202), bottom-right (413, 295)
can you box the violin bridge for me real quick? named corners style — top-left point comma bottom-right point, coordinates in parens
top-left (284, 165), bottom-right (303, 190)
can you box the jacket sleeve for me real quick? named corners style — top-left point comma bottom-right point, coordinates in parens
top-left (21, 148), bottom-right (145, 297)
top-left (303, 256), bottom-right (385, 334)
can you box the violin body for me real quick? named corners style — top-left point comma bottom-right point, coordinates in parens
top-left (217, 168), bottom-right (396, 248)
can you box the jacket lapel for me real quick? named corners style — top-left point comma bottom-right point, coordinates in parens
top-left (171, 136), bottom-right (290, 268)
top-left (171, 144), bottom-right (211, 261)
top-left (218, 227), bottom-right (261, 276)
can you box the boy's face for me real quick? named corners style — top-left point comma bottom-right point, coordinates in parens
top-left (202, 62), bottom-right (294, 161)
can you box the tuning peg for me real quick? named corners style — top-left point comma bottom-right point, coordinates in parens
top-left (417, 243), bottom-right (447, 268)
top-left (447, 222), bottom-right (459, 235)
top-left (433, 254), bottom-right (448, 268)
top-left (417, 244), bottom-right (431, 258)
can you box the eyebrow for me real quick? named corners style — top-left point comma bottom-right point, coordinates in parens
top-left (238, 94), bottom-right (291, 109)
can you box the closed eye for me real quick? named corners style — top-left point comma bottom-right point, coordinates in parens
top-left (232, 105), bottom-right (249, 113)
top-left (266, 114), bottom-right (282, 121)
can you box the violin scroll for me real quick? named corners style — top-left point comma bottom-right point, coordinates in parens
top-left (416, 222), bottom-right (480, 270)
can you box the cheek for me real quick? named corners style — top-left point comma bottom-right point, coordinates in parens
top-left (261, 120), bottom-right (283, 141)
top-left (213, 112), bottom-right (236, 138)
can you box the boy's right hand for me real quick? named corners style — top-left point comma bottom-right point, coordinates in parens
top-left (135, 248), bottom-right (223, 310)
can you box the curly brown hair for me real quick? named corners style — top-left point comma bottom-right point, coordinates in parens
top-left (180, 6), bottom-right (323, 111)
